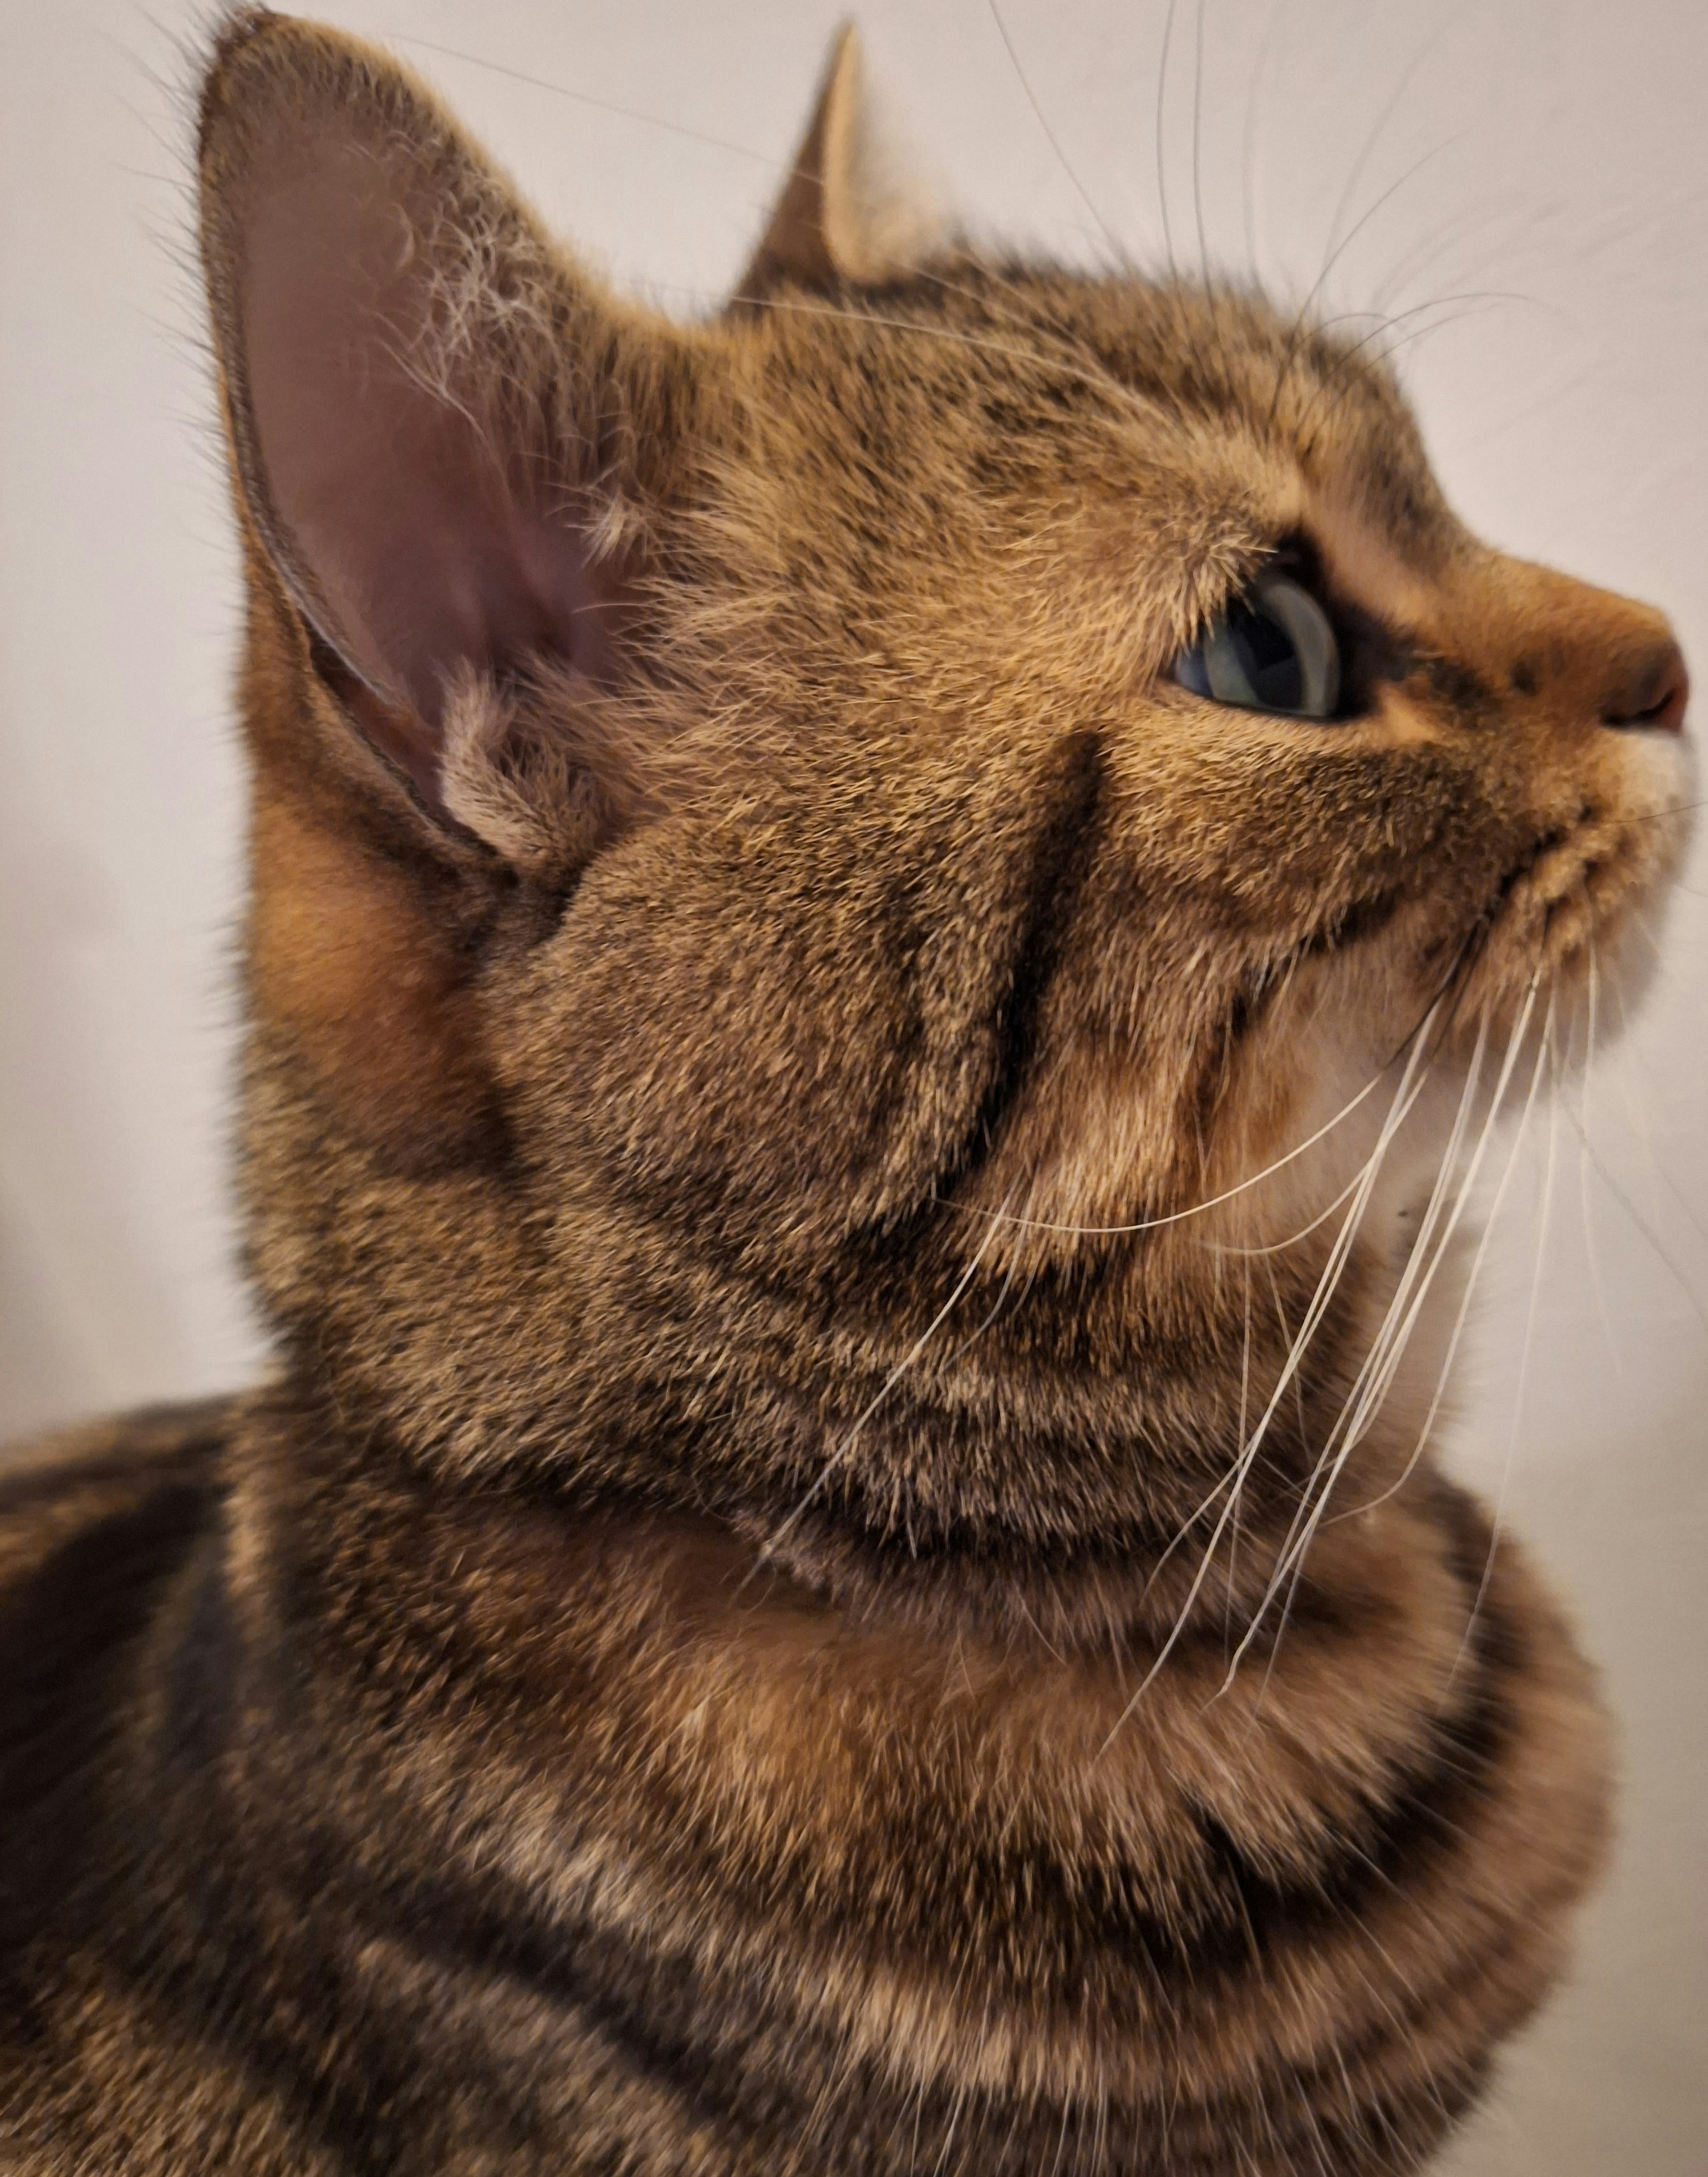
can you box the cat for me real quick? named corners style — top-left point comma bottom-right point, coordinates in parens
top-left (0, 6), bottom-right (1692, 2173)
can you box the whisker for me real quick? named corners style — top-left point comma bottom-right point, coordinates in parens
top-left (1238, 0), bottom-right (1289, 285)
top-left (1140, 1048), bottom-right (1442, 1602)
top-left (1191, 0), bottom-right (1213, 299)
top-left (1225, 1258), bottom-right (1255, 1644)
top-left (1620, 796), bottom-right (1708, 825)
top-left (1156, 0), bottom-right (1182, 287)
top-left (386, 33), bottom-right (780, 168)
top-left (734, 291), bottom-right (1174, 439)
top-left (1100, 1010), bottom-right (1442, 1745)
top-left (1271, 1252), bottom-right (1314, 1497)
top-left (1292, 291), bottom-right (1530, 460)
top-left (939, 1250), bottom-right (1024, 1368)
top-left (987, 1), bottom-right (1127, 262)
top-left (1211, 1165), bottom-right (1376, 1256)
top-left (1312, 131), bottom-right (1472, 324)
top-left (1340, 991), bottom-right (1564, 1526)
top-left (1320, 8), bottom-right (1469, 272)
top-left (1560, 1104), bottom-right (1708, 1341)
top-left (1448, 990), bottom-right (1563, 1691)
top-left (1228, 976), bottom-right (1547, 1688)
top-left (948, 990), bottom-right (1446, 1241)
top-left (1243, 1004), bottom-right (1502, 1687)
top-left (1579, 919), bottom-right (1622, 1374)
top-left (1266, 127), bottom-right (1474, 437)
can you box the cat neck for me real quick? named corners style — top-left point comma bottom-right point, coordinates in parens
top-left (117, 1381), bottom-right (1603, 2175)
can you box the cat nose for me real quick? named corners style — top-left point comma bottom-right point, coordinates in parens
top-left (1601, 637), bottom-right (1688, 734)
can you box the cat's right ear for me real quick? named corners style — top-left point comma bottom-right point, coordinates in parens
top-left (198, 8), bottom-right (700, 859)
top-left (734, 24), bottom-right (953, 301)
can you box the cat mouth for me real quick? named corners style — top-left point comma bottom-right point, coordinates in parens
top-left (1475, 792), bottom-right (1681, 1011)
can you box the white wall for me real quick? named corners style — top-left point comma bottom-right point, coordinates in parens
top-left (2, 2), bottom-right (1703, 2168)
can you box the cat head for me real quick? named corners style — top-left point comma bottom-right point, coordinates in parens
top-left (200, 9), bottom-right (1689, 1624)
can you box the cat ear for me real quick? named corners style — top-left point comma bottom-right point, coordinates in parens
top-left (198, 9), bottom-right (690, 830)
top-left (735, 24), bottom-right (954, 300)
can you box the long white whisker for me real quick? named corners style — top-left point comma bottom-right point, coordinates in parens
top-left (1241, 1008), bottom-right (1499, 1692)
top-left (1272, 1011), bottom-right (1494, 1549)
top-left (1239, 0), bottom-right (1288, 283)
top-left (1339, 994), bottom-right (1561, 1526)
top-left (1449, 991), bottom-right (1562, 1689)
top-left (1275, 986), bottom-right (1547, 1614)
top-left (1590, 944), bottom-right (1697, 1255)
top-left (1138, 1039), bottom-right (1447, 1601)
top-left (743, 291), bottom-right (1176, 437)
top-left (1099, 1011), bottom-right (1442, 1744)
top-left (1226, 1257), bottom-right (1254, 1644)
top-left (1153, 1031), bottom-right (1450, 1572)
top-left (1209, 1167), bottom-right (1371, 1256)
top-left (950, 1015), bottom-right (1436, 1241)
top-left (1598, 929), bottom-right (1708, 1262)
top-left (1320, 10), bottom-right (1468, 271)
top-left (1226, 977), bottom-right (1545, 1688)
top-left (1324, 995), bottom-right (1542, 1527)
top-left (1156, 0), bottom-right (1182, 285)
top-left (941, 1249), bottom-right (1023, 1368)
top-left (987, 1), bottom-right (1126, 262)
top-left (1579, 925), bottom-right (1622, 1373)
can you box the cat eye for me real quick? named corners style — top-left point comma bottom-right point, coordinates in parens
top-left (1174, 573), bottom-right (1342, 721)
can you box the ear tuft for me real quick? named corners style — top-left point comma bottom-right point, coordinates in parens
top-left (438, 664), bottom-right (651, 884)
top-left (735, 23), bottom-right (955, 302)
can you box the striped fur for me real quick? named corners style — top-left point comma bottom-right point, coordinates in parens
top-left (0, 10), bottom-right (1689, 2171)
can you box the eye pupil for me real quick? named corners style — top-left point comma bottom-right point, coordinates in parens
top-left (1224, 598), bottom-right (1304, 712)
top-left (1173, 572), bottom-right (1342, 721)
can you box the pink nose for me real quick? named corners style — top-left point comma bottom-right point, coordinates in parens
top-left (1603, 639), bottom-right (1689, 734)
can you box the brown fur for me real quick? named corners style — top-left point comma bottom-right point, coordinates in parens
top-left (0, 9), bottom-right (1692, 2173)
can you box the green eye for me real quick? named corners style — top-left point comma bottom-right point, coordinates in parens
top-left (1174, 573), bottom-right (1342, 720)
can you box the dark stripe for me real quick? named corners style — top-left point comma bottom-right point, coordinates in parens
top-left (0, 1474), bottom-right (214, 1966)
top-left (958, 726), bottom-right (1107, 1182)
top-left (0, 1395), bottom-right (230, 1515)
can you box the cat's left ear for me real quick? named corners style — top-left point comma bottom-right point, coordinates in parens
top-left (198, 9), bottom-right (703, 848)
top-left (197, 13), bottom-right (720, 1161)
top-left (735, 24), bottom-right (955, 301)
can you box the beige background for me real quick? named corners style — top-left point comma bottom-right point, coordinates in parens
top-left (2, 1), bottom-right (1704, 2167)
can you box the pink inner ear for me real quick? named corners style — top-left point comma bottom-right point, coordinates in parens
top-left (238, 133), bottom-right (607, 775)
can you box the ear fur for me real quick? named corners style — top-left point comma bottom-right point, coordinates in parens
top-left (199, 7), bottom-right (697, 835)
top-left (735, 24), bottom-right (954, 301)
top-left (199, 10), bottom-right (711, 1164)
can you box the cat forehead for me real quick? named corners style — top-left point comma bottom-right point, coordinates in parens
top-left (721, 264), bottom-right (1457, 573)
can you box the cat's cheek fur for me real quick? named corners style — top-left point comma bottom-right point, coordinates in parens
top-left (248, 791), bottom-right (501, 1167)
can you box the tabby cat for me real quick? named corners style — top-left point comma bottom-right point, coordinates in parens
top-left (0, 8), bottom-right (1692, 2173)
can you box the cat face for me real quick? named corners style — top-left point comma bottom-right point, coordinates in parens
top-left (204, 14), bottom-right (1688, 1616)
